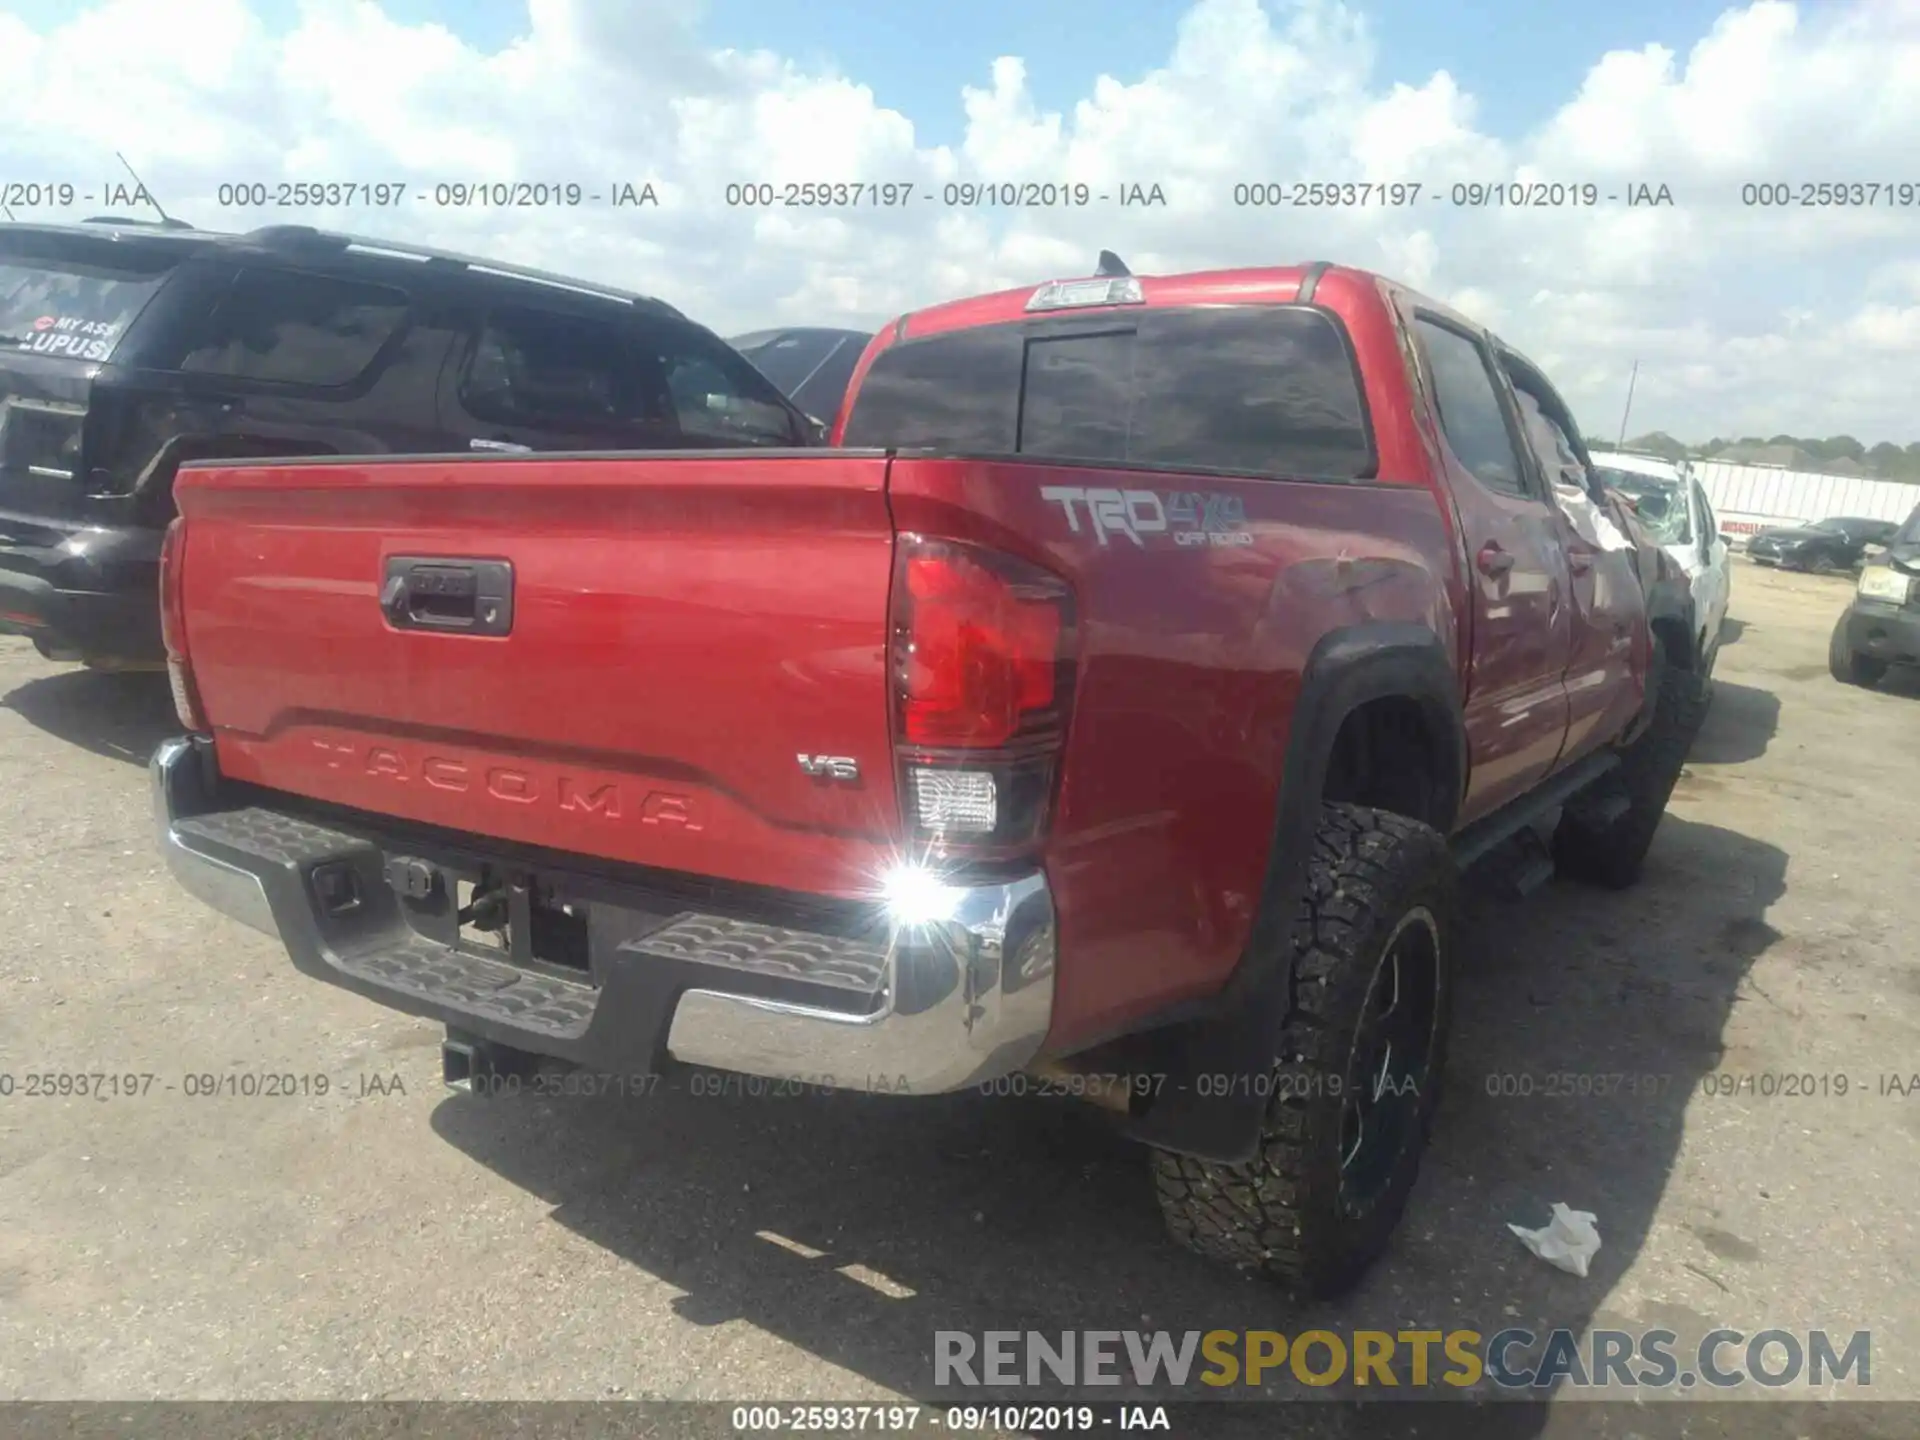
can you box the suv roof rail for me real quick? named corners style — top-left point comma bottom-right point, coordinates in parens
top-left (240, 223), bottom-right (680, 315)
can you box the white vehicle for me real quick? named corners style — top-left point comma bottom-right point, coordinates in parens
top-left (1590, 451), bottom-right (1732, 677)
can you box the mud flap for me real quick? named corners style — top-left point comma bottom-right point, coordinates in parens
top-left (1114, 969), bottom-right (1290, 1165)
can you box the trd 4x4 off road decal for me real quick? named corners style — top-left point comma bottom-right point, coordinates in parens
top-left (1040, 485), bottom-right (1252, 548)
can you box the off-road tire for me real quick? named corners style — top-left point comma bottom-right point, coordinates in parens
top-left (1551, 637), bottom-right (1706, 890)
top-left (1151, 804), bottom-right (1455, 1298)
top-left (1827, 612), bottom-right (1887, 688)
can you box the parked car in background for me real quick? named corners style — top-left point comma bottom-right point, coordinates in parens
top-left (1591, 450), bottom-right (1731, 676)
top-left (1830, 503), bottom-right (1920, 688)
top-left (1587, 448), bottom-right (1691, 482)
top-left (0, 219), bottom-right (813, 669)
top-left (728, 326), bottom-right (872, 429)
top-left (1748, 515), bottom-right (1899, 573)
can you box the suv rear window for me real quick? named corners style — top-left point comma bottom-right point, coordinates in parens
top-left (0, 254), bottom-right (173, 363)
top-left (181, 267), bottom-right (409, 386)
top-left (842, 305), bottom-right (1374, 478)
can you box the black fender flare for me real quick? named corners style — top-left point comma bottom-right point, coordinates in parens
top-left (1120, 621), bottom-right (1464, 1164)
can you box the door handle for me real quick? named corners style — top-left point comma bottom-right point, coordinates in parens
top-left (1568, 547), bottom-right (1595, 574)
top-left (380, 557), bottom-right (515, 635)
top-left (1476, 542), bottom-right (1515, 578)
top-left (470, 437), bottom-right (531, 454)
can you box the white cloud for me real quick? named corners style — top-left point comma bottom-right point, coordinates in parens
top-left (2, 0), bottom-right (1918, 441)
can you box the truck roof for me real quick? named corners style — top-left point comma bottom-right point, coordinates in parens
top-left (895, 262), bottom-right (1333, 342)
top-left (885, 258), bottom-right (1511, 362)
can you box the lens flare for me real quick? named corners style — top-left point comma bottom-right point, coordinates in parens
top-left (878, 861), bottom-right (962, 927)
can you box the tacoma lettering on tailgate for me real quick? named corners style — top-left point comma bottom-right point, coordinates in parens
top-left (307, 739), bottom-right (704, 829)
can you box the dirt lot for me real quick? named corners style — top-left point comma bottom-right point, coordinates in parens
top-left (1, 558), bottom-right (1917, 1433)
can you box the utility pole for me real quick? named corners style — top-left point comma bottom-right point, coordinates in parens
top-left (1616, 359), bottom-right (1639, 449)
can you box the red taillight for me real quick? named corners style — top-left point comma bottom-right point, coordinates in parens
top-left (898, 546), bottom-right (1063, 747)
top-left (889, 536), bottom-right (1075, 854)
top-left (158, 516), bottom-right (206, 731)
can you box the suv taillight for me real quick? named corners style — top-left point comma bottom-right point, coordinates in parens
top-left (158, 516), bottom-right (206, 731)
top-left (889, 536), bottom-right (1076, 857)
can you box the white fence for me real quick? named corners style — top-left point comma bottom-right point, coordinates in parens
top-left (1691, 461), bottom-right (1920, 539)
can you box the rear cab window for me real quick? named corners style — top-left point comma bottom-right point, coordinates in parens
top-left (841, 305), bottom-right (1374, 479)
top-left (0, 241), bottom-right (176, 363)
top-left (463, 306), bottom-right (801, 446)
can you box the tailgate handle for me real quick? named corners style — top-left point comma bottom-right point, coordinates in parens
top-left (381, 557), bottom-right (514, 636)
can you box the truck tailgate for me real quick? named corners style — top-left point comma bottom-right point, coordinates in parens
top-left (173, 451), bottom-right (900, 898)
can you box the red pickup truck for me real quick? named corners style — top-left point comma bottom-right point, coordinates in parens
top-left (152, 258), bottom-right (1703, 1296)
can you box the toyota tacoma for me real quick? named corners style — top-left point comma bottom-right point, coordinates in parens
top-left (153, 258), bottom-right (1703, 1295)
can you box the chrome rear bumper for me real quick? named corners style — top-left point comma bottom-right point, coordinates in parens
top-left (151, 735), bottom-right (1057, 1094)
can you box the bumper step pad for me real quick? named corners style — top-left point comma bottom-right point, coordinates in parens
top-left (171, 806), bottom-right (597, 1039)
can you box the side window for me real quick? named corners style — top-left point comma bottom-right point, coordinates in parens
top-left (461, 306), bottom-right (654, 432)
top-left (1414, 318), bottom-right (1528, 496)
top-left (665, 355), bottom-right (733, 416)
top-left (180, 267), bottom-right (408, 386)
top-left (1511, 386), bottom-right (1585, 492)
top-left (643, 322), bottom-right (803, 445)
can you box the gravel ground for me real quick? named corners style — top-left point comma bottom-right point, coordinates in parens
top-left (1, 556), bottom-right (1916, 1437)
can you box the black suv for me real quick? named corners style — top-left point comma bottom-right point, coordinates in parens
top-left (1830, 503), bottom-right (1920, 688)
top-left (0, 220), bottom-right (814, 667)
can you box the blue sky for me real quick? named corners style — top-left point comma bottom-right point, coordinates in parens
top-left (11, 0), bottom-right (1916, 440)
top-left (695, 0), bottom-right (1742, 145)
top-left (12, 0), bottom-right (1741, 145)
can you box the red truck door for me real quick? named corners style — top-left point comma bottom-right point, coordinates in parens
top-left (1506, 378), bottom-right (1646, 766)
top-left (1405, 311), bottom-right (1573, 821)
